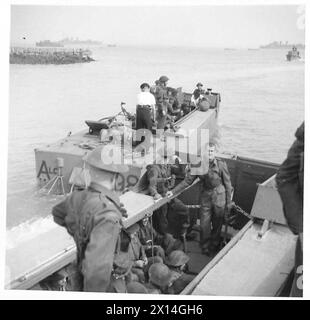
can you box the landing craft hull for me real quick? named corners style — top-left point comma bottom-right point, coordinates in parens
top-left (6, 154), bottom-right (296, 296)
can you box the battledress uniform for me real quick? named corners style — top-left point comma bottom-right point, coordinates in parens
top-left (52, 182), bottom-right (124, 292)
top-left (172, 158), bottom-right (232, 251)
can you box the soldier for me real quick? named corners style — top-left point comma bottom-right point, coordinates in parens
top-left (154, 75), bottom-right (169, 103)
top-left (123, 223), bottom-right (148, 283)
top-left (52, 145), bottom-right (128, 292)
top-left (138, 215), bottom-right (183, 259)
top-left (146, 263), bottom-right (174, 294)
top-left (276, 122), bottom-right (304, 297)
top-left (165, 250), bottom-right (195, 294)
top-left (107, 251), bottom-right (134, 293)
top-left (156, 96), bottom-right (174, 130)
top-left (146, 148), bottom-right (187, 235)
top-left (169, 143), bottom-right (233, 255)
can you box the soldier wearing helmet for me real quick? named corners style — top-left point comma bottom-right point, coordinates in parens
top-left (52, 145), bottom-right (128, 292)
top-left (154, 75), bottom-right (169, 104)
top-left (146, 262), bottom-right (174, 294)
top-left (122, 223), bottom-right (148, 283)
top-left (137, 215), bottom-right (183, 260)
top-left (146, 147), bottom-right (187, 235)
top-left (165, 250), bottom-right (195, 294)
top-left (107, 251), bottom-right (133, 293)
top-left (171, 143), bottom-right (233, 255)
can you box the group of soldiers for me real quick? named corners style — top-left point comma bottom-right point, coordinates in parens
top-left (52, 134), bottom-right (234, 293)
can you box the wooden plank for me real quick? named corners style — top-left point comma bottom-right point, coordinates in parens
top-left (190, 223), bottom-right (296, 296)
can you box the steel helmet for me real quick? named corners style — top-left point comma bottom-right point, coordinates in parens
top-left (165, 250), bottom-right (190, 267)
top-left (144, 256), bottom-right (164, 275)
top-left (198, 98), bottom-right (210, 112)
top-left (84, 145), bottom-right (129, 173)
top-left (113, 251), bottom-right (133, 277)
top-left (159, 75), bottom-right (169, 83)
top-left (148, 263), bottom-right (173, 287)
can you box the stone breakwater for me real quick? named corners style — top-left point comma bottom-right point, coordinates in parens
top-left (10, 47), bottom-right (95, 65)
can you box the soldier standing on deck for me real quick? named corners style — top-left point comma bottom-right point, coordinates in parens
top-left (276, 122), bottom-right (304, 297)
top-left (52, 146), bottom-right (128, 292)
top-left (170, 143), bottom-right (233, 255)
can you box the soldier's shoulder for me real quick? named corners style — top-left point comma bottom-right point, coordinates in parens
top-left (217, 158), bottom-right (228, 168)
top-left (90, 193), bottom-right (122, 225)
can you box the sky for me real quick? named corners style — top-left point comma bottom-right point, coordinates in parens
top-left (10, 5), bottom-right (305, 48)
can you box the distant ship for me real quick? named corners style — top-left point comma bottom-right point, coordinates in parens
top-left (36, 40), bottom-right (64, 48)
top-left (260, 41), bottom-right (305, 49)
top-left (58, 37), bottom-right (102, 46)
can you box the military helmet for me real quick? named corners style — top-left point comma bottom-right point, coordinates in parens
top-left (84, 145), bottom-right (129, 173)
top-left (198, 98), bottom-right (210, 112)
top-left (148, 263), bottom-right (173, 287)
top-left (196, 82), bottom-right (203, 87)
top-left (113, 251), bottom-right (133, 278)
top-left (159, 75), bottom-right (169, 83)
top-left (165, 250), bottom-right (190, 267)
top-left (144, 256), bottom-right (163, 275)
top-left (127, 281), bottom-right (148, 294)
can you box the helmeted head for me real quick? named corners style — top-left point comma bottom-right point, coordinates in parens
top-left (84, 145), bottom-right (129, 191)
top-left (144, 256), bottom-right (164, 275)
top-left (127, 281), bottom-right (148, 294)
top-left (113, 251), bottom-right (133, 278)
top-left (198, 98), bottom-right (210, 112)
top-left (196, 82), bottom-right (203, 89)
top-left (159, 75), bottom-right (169, 86)
top-left (148, 263), bottom-right (173, 288)
top-left (165, 250), bottom-right (190, 269)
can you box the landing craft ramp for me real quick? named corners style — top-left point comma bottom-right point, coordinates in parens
top-left (182, 175), bottom-right (297, 296)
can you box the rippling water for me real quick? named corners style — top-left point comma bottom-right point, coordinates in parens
top-left (7, 46), bottom-right (304, 228)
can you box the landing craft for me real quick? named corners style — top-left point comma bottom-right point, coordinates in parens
top-left (5, 87), bottom-right (296, 296)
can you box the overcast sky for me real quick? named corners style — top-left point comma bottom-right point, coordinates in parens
top-left (10, 5), bottom-right (305, 48)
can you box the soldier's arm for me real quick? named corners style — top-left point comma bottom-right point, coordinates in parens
top-left (220, 161), bottom-right (233, 205)
top-left (147, 166), bottom-right (160, 197)
top-left (82, 208), bottom-right (121, 292)
top-left (52, 199), bottom-right (67, 227)
top-left (171, 173), bottom-right (197, 195)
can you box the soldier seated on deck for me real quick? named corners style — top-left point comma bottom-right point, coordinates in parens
top-left (137, 215), bottom-right (183, 260)
top-left (165, 250), bottom-right (195, 294)
top-left (145, 148), bottom-right (188, 235)
top-left (145, 263), bottom-right (174, 294)
top-left (122, 223), bottom-right (148, 284)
